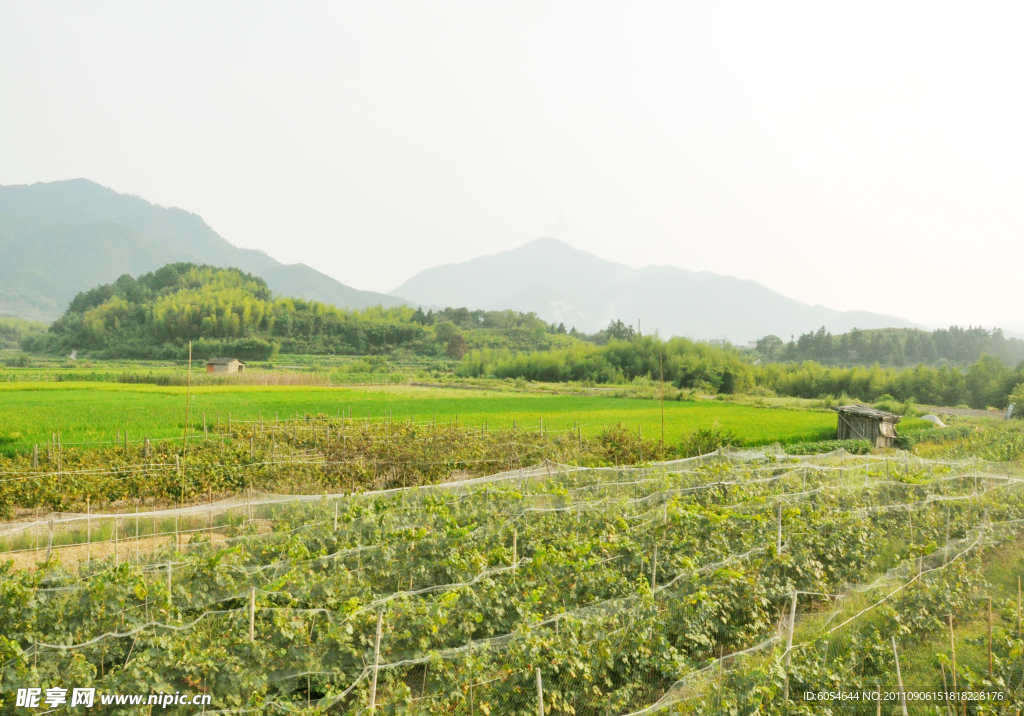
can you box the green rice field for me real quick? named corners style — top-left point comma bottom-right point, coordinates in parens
top-left (0, 383), bottom-right (838, 453)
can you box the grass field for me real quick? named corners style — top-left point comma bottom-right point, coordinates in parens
top-left (0, 382), bottom-right (838, 453)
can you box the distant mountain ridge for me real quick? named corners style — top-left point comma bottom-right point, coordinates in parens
top-left (0, 179), bottom-right (407, 321)
top-left (391, 238), bottom-right (919, 343)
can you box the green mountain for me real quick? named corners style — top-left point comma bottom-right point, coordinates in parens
top-left (0, 179), bottom-right (407, 321)
top-left (25, 263), bottom-right (574, 360)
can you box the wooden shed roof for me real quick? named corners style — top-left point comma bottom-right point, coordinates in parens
top-left (832, 404), bottom-right (901, 423)
top-left (206, 357), bottom-right (246, 365)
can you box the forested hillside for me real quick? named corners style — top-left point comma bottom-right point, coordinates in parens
top-left (755, 325), bottom-right (1024, 367)
top-left (22, 263), bottom-right (574, 359)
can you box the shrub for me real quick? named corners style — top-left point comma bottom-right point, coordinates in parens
top-left (782, 439), bottom-right (871, 455)
top-left (893, 426), bottom-right (973, 450)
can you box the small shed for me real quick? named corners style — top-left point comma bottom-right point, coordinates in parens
top-left (833, 404), bottom-right (900, 448)
top-left (206, 358), bottom-right (246, 374)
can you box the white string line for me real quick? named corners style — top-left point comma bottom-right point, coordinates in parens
top-left (14, 497), bottom-right (1015, 716)
top-left (21, 494), bottom-right (784, 651)
top-left (14, 458), bottom-right (1015, 655)
top-left (12, 461), bottom-right (1008, 603)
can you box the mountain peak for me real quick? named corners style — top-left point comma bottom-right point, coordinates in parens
top-left (0, 179), bottom-right (408, 320)
top-left (391, 237), bottom-right (916, 341)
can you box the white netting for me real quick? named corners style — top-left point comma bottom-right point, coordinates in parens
top-left (1, 449), bottom-right (1022, 714)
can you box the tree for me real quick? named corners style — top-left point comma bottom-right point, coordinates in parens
top-left (446, 334), bottom-right (468, 360)
top-left (756, 335), bottom-right (783, 360)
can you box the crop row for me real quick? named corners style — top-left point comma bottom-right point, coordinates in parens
top-left (2, 453), bottom-right (1022, 714)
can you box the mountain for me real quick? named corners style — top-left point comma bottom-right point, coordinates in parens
top-left (0, 179), bottom-right (406, 321)
top-left (391, 237), bottom-right (919, 343)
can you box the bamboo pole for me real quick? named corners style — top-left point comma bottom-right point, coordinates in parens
top-left (783, 591), bottom-right (798, 699)
top-left (776, 504), bottom-right (783, 553)
top-left (86, 496), bottom-right (91, 564)
top-left (249, 586), bottom-right (256, 642)
top-left (536, 667), bottom-right (544, 716)
top-left (651, 543), bottom-right (658, 589)
top-left (369, 611), bottom-right (383, 711)
top-left (949, 615), bottom-right (957, 693)
top-left (512, 529), bottom-right (517, 575)
top-left (940, 664), bottom-right (952, 716)
top-left (181, 341), bottom-right (192, 506)
top-left (988, 596), bottom-right (993, 678)
top-left (891, 637), bottom-right (908, 716)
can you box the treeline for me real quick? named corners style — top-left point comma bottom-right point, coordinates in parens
top-left (22, 263), bottom-right (576, 360)
top-left (459, 338), bottom-right (1024, 409)
top-left (757, 355), bottom-right (1023, 408)
top-left (0, 318), bottom-right (46, 350)
top-left (755, 326), bottom-right (1024, 367)
top-left (458, 337), bottom-right (753, 393)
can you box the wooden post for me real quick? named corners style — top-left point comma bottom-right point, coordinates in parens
top-left (86, 496), bottom-right (91, 564)
top-left (135, 507), bottom-right (140, 561)
top-left (369, 611), bottom-right (383, 711)
top-left (32, 444), bottom-right (38, 468)
top-left (167, 560), bottom-right (173, 609)
top-left (536, 667), bottom-right (544, 716)
top-left (333, 502), bottom-right (338, 531)
top-left (113, 517), bottom-right (118, 567)
top-left (203, 412), bottom-right (207, 441)
top-left (249, 586), bottom-right (256, 642)
top-left (783, 591), bottom-right (797, 699)
top-left (45, 516), bottom-right (53, 562)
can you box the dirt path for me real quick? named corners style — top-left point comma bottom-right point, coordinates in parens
top-left (8, 520), bottom-right (274, 572)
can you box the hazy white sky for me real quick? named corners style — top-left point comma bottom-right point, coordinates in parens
top-left (2, 2), bottom-right (1023, 327)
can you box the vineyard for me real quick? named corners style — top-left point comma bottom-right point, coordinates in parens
top-left (2, 444), bottom-right (1024, 714)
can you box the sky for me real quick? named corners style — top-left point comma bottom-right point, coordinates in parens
top-left (1, 2), bottom-right (1023, 329)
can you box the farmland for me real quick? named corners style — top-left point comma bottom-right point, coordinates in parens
top-left (2, 451), bottom-right (1023, 713)
top-left (0, 382), bottom-right (839, 455)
